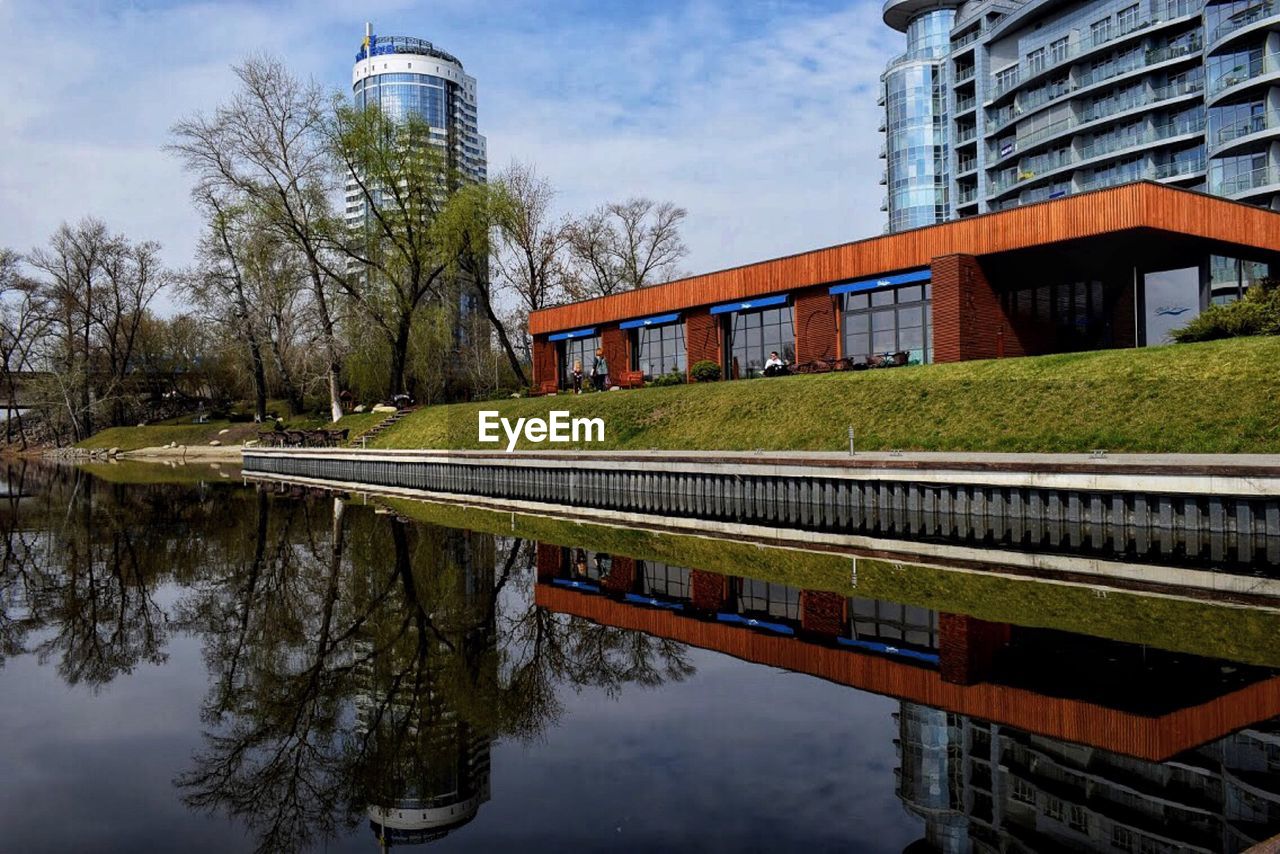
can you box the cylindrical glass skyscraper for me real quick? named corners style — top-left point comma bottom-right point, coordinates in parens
top-left (881, 1), bottom-right (961, 233)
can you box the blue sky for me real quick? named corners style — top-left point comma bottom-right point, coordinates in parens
top-left (0, 0), bottom-right (896, 285)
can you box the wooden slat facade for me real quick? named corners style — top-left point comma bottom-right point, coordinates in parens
top-left (530, 182), bottom-right (1280, 335)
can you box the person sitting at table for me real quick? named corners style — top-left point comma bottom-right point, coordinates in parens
top-left (763, 351), bottom-right (788, 377)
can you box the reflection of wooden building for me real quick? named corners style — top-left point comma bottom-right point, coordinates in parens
top-left (535, 543), bottom-right (1280, 763)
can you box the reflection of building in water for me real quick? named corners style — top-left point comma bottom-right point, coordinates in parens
top-left (897, 701), bottom-right (1280, 854)
top-left (535, 542), bottom-right (1280, 851)
top-left (355, 522), bottom-right (496, 848)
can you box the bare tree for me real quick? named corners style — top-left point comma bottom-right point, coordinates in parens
top-left (0, 251), bottom-right (50, 448)
top-left (491, 162), bottom-right (568, 360)
top-left (170, 55), bottom-right (346, 422)
top-left (27, 218), bottom-right (110, 439)
top-left (92, 236), bottom-right (168, 426)
top-left (564, 197), bottom-right (688, 300)
top-left (186, 193), bottom-right (272, 422)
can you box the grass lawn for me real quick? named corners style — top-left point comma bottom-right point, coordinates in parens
top-left (370, 336), bottom-right (1280, 454)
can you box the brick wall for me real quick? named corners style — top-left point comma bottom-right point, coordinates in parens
top-left (794, 287), bottom-right (838, 364)
top-left (685, 308), bottom-right (721, 380)
top-left (799, 590), bottom-right (845, 638)
top-left (601, 555), bottom-right (638, 594)
top-left (532, 338), bottom-right (558, 390)
top-left (932, 254), bottom-right (1027, 363)
top-left (535, 543), bottom-right (562, 583)
top-left (690, 569), bottom-right (730, 612)
top-left (601, 326), bottom-right (628, 385)
top-left (938, 613), bottom-right (1012, 685)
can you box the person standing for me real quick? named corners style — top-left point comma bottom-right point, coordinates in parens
top-left (591, 348), bottom-right (609, 392)
top-left (571, 360), bottom-right (585, 394)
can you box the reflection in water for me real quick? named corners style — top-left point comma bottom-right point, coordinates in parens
top-left (2, 462), bottom-right (1280, 851)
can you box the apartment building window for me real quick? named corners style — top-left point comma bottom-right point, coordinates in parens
top-left (1049, 36), bottom-right (1070, 64)
top-left (1027, 47), bottom-right (1046, 74)
top-left (995, 64), bottom-right (1020, 92)
top-left (1090, 16), bottom-right (1112, 45)
top-left (1117, 3), bottom-right (1141, 33)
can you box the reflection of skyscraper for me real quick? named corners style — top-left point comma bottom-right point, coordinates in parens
top-left (355, 520), bottom-right (496, 848)
top-left (896, 702), bottom-right (1280, 853)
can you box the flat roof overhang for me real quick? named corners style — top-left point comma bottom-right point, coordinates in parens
top-left (530, 183), bottom-right (1280, 337)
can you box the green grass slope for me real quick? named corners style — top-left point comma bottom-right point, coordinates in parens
top-left (372, 336), bottom-right (1280, 453)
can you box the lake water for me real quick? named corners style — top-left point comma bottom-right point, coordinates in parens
top-left (2, 461), bottom-right (1280, 853)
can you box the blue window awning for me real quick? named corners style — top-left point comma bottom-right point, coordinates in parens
top-left (619, 312), bottom-right (682, 330)
top-left (547, 327), bottom-right (598, 342)
top-left (709, 293), bottom-right (789, 315)
top-left (828, 268), bottom-right (931, 296)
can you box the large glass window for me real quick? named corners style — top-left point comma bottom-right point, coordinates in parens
top-left (736, 579), bottom-right (800, 621)
top-left (842, 284), bottom-right (932, 364)
top-left (631, 322), bottom-right (686, 379)
top-left (725, 306), bottom-right (794, 379)
top-left (558, 335), bottom-right (600, 389)
top-left (1002, 280), bottom-right (1109, 351)
top-left (640, 562), bottom-right (691, 599)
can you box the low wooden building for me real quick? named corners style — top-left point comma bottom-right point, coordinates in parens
top-left (529, 182), bottom-right (1280, 392)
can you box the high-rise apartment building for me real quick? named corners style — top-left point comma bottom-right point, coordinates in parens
top-left (879, 0), bottom-right (1280, 235)
top-left (346, 24), bottom-right (490, 379)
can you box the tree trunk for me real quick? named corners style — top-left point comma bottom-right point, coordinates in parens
top-left (473, 282), bottom-right (528, 388)
top-left (389, 313), bottom-right (412, 400)
top-left (305, 261), bottom-right (344, 423)
top-left (248, 337), bottom-right (268, 423)
top-left (267, 323), bottom-right (304, 415)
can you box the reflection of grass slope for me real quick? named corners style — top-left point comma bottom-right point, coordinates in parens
top-left (77, 461), bottom-right (240, 485)
top-left (372, 336), bottom-right (1280, 452)
top-left (385, 496), bottom-right (1280, 668)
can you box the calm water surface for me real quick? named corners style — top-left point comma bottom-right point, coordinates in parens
top-left (2, 462), bottom-right (1279, 853)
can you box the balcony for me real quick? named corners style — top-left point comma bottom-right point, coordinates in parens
top-left (1001, 78), bottom-right (1204, 161)
top-left (1208, 52), bottom-right (1280, 100)
top-left (1209, 111), bottom-right (1280, 156)
top-left (957, 155), bottom-right (977, 174)
top-left (983, 0), bottom-right (1201, 105)
top-left (956, 94), bottom-right (977, 113)
top-left (1208, 0), bottom-right (1277, 48)
top-left (957, 184), bottom-right (979, 205)
top-left (1211, 163), bottom-right (1280, 196)
top-left (955, 125), bottom-right (978, 144)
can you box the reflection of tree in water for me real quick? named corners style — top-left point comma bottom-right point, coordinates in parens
top-left (175, 491), bottom-right (694, 853)
top-left (0, 465), bottom-right (694, 852)
top-left (0, 462), bottom-right (243, 685)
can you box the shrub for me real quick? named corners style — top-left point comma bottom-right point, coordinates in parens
top-left (1173, 277), bottom-right (1280, 343)
top-left (690, 360), bottom-right (722, 383)
top-left (649, 370), bottom-right (685, 387)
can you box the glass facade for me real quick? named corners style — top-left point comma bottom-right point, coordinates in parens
top-left (883, 9), bottom-right (955, 233)
top-left (631, 323), bottom-right (686, 379)
top-left (842, 284), bottom-right (933, 364)
top-left (880, 0), bottom-right (1280, 227)
top-left (725, 306), bottom-right (795, 379)
top-left (1142, 267), bottom-right (1201, 345)
top-left (1001, 279), bottom-right (1112, 351)
top-left (558, 335), bottom-right (599, 389)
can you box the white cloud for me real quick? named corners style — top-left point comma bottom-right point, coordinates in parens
top-left (0, 0), bottom-right (896, 294)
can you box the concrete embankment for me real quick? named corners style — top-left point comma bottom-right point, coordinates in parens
top-left (242, 448), bottom-right (1280, 600)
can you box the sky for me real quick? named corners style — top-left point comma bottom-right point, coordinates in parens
top-left (0, 0), bottom-right (897, 295)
